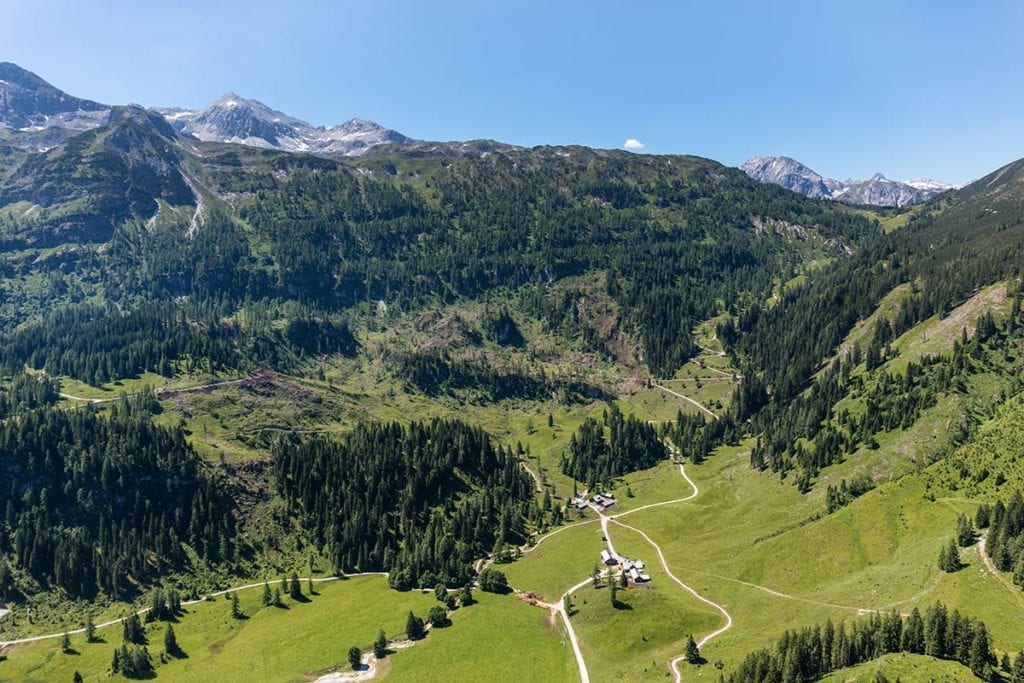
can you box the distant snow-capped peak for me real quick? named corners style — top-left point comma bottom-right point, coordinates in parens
top-left (156, 93), bottom-right (410, 156)
top-left (742, 155), bottom-right (957, 207)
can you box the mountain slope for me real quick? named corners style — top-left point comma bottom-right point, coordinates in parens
top-left (0, 106), bottom-right (193, 246)
top-left (0, 62), bottom-right (109, 131)
top-left (742, 155), bottom-right (955, 207)
top-left (740, 155), bottom-right (842, 199)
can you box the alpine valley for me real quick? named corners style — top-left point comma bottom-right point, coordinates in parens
top-left (0, 62), bottom-right (1022, 683)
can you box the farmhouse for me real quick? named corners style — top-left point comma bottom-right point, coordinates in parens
top-left (600, 549), bottom-right (617, 565)
top-left (621, 557), bottom-right (651, 582)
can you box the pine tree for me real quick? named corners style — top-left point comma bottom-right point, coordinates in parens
top-left (374, 629), bottom-right (388, 659)
top-left (901, 608), bottom-right (925, 653)
top-left (969, 626), bottom-right (992, 679)
top-left (956, 514), bottom-right (976, 547)
top-left (164, 624), bottom-right (180, 657)
top-left (685, 635), bottom-right (701, 664)
top-left (405, 611), bottom-right (425, 640)
top-left (938, 539), bottom-right (961, 573)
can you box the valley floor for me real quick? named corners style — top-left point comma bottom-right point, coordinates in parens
top-left (3, 338), bottom-right (1022, 682)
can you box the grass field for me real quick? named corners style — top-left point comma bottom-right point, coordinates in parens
top-left (0, 576), bottom-right (578, 683)
top-left (502, 521), bottom-right (605, 602)
top-left (819, 652), bottom-right (982, 681)
top-left (1, 576), bottom-right (434, 682)
top-left (568, 524), bottom-right (722, 682)
top-left (611, 440), bottom-right (1024, 670)
top-left (387, 590), bottom-right (576, 683)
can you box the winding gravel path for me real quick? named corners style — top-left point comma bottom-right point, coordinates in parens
top-left (650, 383), bottom-right (718, 420)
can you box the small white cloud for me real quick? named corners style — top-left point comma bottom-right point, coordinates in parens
top-left (623, 138), bottom-right (645, 150)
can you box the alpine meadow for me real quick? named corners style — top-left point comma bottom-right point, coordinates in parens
top-left (1, 4), bottom-right (1024, 681)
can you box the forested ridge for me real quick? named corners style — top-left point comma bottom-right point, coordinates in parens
top-left (0, 395), bottom-right (235, 599)
top-left (272, 418), bottom-right (536, 589)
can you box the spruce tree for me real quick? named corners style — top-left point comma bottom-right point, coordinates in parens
top-left (405, 611), bottom-right (425, 640)
top-left (164, 624), bottom-right (180, 657)
top-left (685, 635), bottom-right (701, 664)
top-left (289, 573), bottom-right (302, 600)
top-left (459, 585), bottom-right (474, 606)
top-left (956, 514), bottom-right (976, 547)
top-left (231, 592), bottom-right (242, 619)
top-left (261, 582), bottom-right (272, 606)
top-left (1013, 651), bottom-right (1024, 683)
top-left (72, 672), bottom-right (83, 683)
top-left (969, 627), bottom-right (991, 679)
top-left (374, 629), bottom-right (388, 659)
top-left (61, 632), bottom-right (71, 653)
top-left (609, 578), bottom-right (618, 607)
top-left (85, 615), bottom-right (96, 643)
top-left (348, 646), bottom-right (362, 670)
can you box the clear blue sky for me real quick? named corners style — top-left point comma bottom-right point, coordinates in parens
top-left (3, 0), bottom-right (1022, 184)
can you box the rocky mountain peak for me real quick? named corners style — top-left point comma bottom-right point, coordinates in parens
top-left (743, 155), bottom-right (955, 207)
top-left (0, 62), bottom-right (109, 131)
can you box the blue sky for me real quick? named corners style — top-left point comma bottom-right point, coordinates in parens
top-left (3, 0), bottom-right (1022, 184)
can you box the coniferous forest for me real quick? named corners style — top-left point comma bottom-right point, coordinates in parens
top-left (272, 418), bottom-right (534, 589)
top-left (0, 395), bottom-right (234, 599)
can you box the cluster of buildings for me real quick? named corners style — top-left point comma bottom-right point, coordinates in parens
top-left (599, 550), bottom-right (651, 583)
top-left (570, 492), bottom-right (618, 512)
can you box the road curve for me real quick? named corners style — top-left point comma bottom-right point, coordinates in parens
top-left (610, 518), bottom-right (733, 682)
top-left (613, 462), bottom-right (698, 520)
top-left (651, 383), bottom-right (718, 420)
top-left (554, 577), bottom-right (595, 683)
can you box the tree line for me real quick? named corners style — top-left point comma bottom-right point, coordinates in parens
top-left (724, 601), bottom-right (998, 682)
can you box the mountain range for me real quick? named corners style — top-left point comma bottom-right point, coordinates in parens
top-left (0, 62), bottom-right (511, 158)
top-left (741, 155), bottom-right (957, 207)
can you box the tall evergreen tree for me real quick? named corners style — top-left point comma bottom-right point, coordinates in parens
top-left (685, 635), bottom-right (701, 664)
top-left (374, 629), bottom-right (388, 659)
